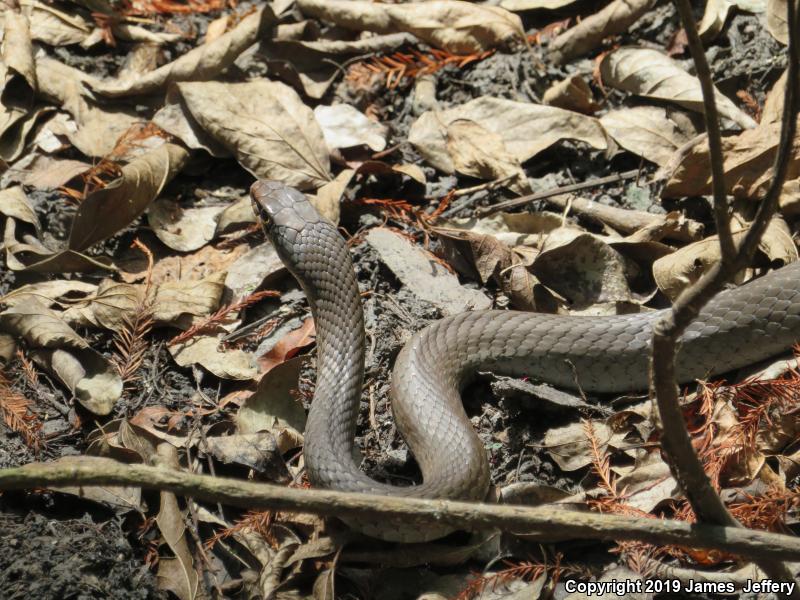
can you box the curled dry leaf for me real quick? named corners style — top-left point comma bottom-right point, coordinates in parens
top-left (6, 153), bottom-right (91, 190)
top-left (366, 228), bottom-right (492, 315)
top-left (86, 7), bottom-right (276, 97)
top-left (661, 118), bottom-right (800, 210)
top-left (0, 185), bottom-right (41, 232)
top-left (542, 74), bottom-right (599, 115)
top-left (19, 2), bottom-right (93, 46)
top-left (69, 143), bottom-right (190, 251)
top-left (175, 80), bottom-right (331, 190)
top-left (653, 218), bottom-right (798, 300)
top-left (600, 105), bottom-right (700, 166)
top-left (0, 299), bottom-right (122, 414)
top-left (409, 96), bottom-right (610, 174)
top-left (549, 0), bottom-right (657, 64)
top-left (257, 317), bottom-right (316, 375)
top-left (237, 355), bottom-right (307, 453)
top-left (698, 0), bottom-right (766, 41)
top-left (435, 226), bottom-right (543, 311)
top-left (445, 119), bottom-right (531, 194)
top-left (155, 444), bottom-right (199, 600)
top-left (296, 0), bottom-right (524, 54)
top-left (2, 11), bottom-right (37, 93)
top-left (34, 56), bottom-right (139, 157)
top-left (203, 432), bottom-right (289, 481)
top-left (600, 47), bottom-right (757, 130)
top-left (308, 168), bottom-right (354, 225)
top-left (314, 104), bottom-right (387, 152)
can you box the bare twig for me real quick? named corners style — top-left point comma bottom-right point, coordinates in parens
top-left (3, 458), bottom-right (800, 562)
top-left (476, 169), bottom-right (641, 216)
top-left (652, 0), bottom-right (800, 593)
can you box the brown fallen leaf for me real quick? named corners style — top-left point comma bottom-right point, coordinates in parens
top-left (69, 143), bottom-right (189, 251)
top-left (698, 0), bottom-right (766, 41)
top-left (767, 0), bottom-right (789, 44)
top-left (257, 317), bottom-right (316, 375)
top-left (237, 355), bottom-right (307, 453)
top-left (652, 218), bottom-right (797, 300)
top-left (85, 6), bottom-right (276, 98)
top-left (174, 80), bottom-right (331, 190)
top-left (409, 96), bottom-right (610, 174)
top-left (296, 0), bottom-right (525, 54)
top-left (549, 0), bottom-right (657, 64)
top-left (600, 47), bottom-right (757, 129)
top-left (600, 105), bottom-right (700, 166)
top-left (445, 119), bottom-right (531, 194)
top-left (542, 74), bottom-right (599, 115)
top-left (2, 11), bottom-right (37, 93)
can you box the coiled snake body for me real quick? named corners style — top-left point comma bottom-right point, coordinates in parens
top-left (251, 179), bottom-right (800, 541)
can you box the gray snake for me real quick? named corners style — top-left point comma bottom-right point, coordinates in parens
top-left (251, 179), bottom-right (800, 541)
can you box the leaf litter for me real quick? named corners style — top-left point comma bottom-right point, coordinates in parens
top-left (0, 0), bottom-right (798, 598)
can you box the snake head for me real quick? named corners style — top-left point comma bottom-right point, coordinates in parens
top-left (250, 180), bottom-right (323, 237)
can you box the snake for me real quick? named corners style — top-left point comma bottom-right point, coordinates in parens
top-left (250, 179), bottom-right (800, 542)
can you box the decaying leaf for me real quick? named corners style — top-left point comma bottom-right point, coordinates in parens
top-left (549, 0), bottom-right (657, 64)
top-left (600, 105), bottom-right (700, 166)
top-left (237, 356), bottom-right (307, 453)
top-left (600, 47), bottom-right (757, 129)
top-left (171, 334), bottom-right (257, 381)
top-left (445, 119), bottom-right (531, 194)
top-left (174, 80), bottom-right (331, 190)
top-left (296, 0), bottom-right (525, 54)
top-left (698, 0), bottom-right (766, 41)
top-left (155, 444), bottom-right (199, 600)
top-left (0, 300), bottom-right (122, 414)
top-left (653, 218), bottom-right (798, 300)
top-left (202, 432), bottom-right (289, 481)
top-left (542, 74), bottom-right (599, 114)
top-left (409, 96), bottom-right (610, 174)
top-left (69, 143), bottom-right (189, 251)
top-left (86, 7), bottom-right (276, 97)
top-left (767, 0), bottom-right (790, 44)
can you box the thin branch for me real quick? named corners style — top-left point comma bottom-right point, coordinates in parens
top-left (653, 0), bottom-right (800, 594)
top-left (672, 0), bottom-right (734, 259)
top-left (2, 458), bottom-right (800, 562)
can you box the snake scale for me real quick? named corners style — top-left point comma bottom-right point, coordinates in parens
top-left (251, 179), bottom-right (800, 541)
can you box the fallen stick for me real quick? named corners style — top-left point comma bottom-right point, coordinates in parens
top-left (2, 458), bottom-right (800, 562)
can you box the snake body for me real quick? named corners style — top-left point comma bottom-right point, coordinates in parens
top-left (251, 180), bottom-right (800, 541)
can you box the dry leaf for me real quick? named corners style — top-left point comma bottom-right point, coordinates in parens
top-left (0, 300), bottom-right (122, 413)
top-left (366, 228), bottom-right (492, 315)
top-left (309, 168), bottom-right (354, 225)
top-left (202, 432), bottom-right (289, 481)
top-left (171, 335), bottom-right (257, 380)
top-left (155, 444), bottom-right (199, 600)
top-left (34, 56), bottom-right (139, 157)
top-left (549, 0), bottom-right (657, 64)
top-left (237, 356), bottom-right (307, 453)
top-left (767, 0), bottom-right (789, 44)
top-left (175, 80), bottom-right (331, 190)
top-left (256, 32), bottom-right (413, 99)
top-left (445, 119), bottom-right (531, 194)
top-left (7, 153), bottom-right (90, 190)
top-left (653, 219), bottom-right (798, 299)
top-left (661, 117), bottom-right (800, 208)
top-left (409, 96), bottom-right (610, 174)
top-left (2, 11), bottom-right (37, 92)
top-left (314, 104), bottom-right (387, 152)
top-left (698, 0), bottom-right (766, 41)
top-left (600, 105), bottom-right (700, 166)
top-left (86, 7), bottom-right (276, 97)
top-left (69, 143), bottom-right (189, 251)
top-left (296, 0), bottom-right (525, 54)
top-left (542, 75), bottom-right (599, 114)
top-left (600, 47), bottom-right (757, 129)
top-left (257, 317), bottom-right (316, 375)
top-left (147, 199), bottom-right (226, 252)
